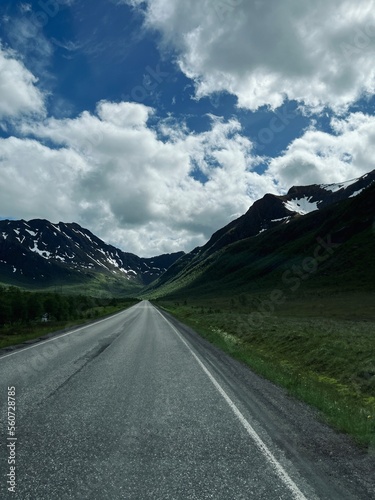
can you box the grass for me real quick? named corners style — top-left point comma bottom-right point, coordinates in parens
top-left (0, 272), bottom-right (143, 298)
top-left (155, 292), bottom-right (375, 449)
top-left (0, 301), bottom-right (138, 350)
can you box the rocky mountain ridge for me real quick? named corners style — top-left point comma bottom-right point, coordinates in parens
top-left (198, 169), bottom-right (375, 257)
top-left (0, 219), bottom-right (184, 290)
top-left (146, 168), bottom-right (375, 296)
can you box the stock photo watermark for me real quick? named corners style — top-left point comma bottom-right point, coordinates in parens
top-left (6, 386), bottom-right (17, 493)
top-left (215, 0), bottom-right (244, 22)
top-left (121, 64), bottom-right (170, 103)
top-left (26, 0), bottom-right (70, 28)
top-left (242, 233), bottom-right (340, 329)
top-left (340, 21), bottom-right (375, 60)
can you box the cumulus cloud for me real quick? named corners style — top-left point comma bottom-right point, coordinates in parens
top-left (126, 0), bottom-right (375, 112)
top-left (267, 112), bottom-right (375, 188)
top-left (0, 46), bottom-right (45, 119)
top-left (12, 101), bottom-right (275, 255)
top-left (1, 1), bottom-right (374, 258)
top-left (0, 137), bottom-right (86, 220)
top-left (3, 99), bottom-right (375, 255)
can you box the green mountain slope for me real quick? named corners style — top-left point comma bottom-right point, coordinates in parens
top-left (146, 182), bottom-right (375, 299)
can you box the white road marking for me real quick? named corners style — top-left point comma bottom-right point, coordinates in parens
top-left (154, 305), bottom-right (310, 500)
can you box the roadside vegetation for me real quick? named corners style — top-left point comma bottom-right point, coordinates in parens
top-left (156, 291), bottom-right (375, 449)
top-left (0, 286), bottom-right (138, 349)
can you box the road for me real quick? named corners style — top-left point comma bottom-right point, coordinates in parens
top-left (0, 301), bottom-right (374, 499)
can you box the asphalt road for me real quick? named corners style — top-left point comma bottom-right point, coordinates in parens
top-left (0, 301), bottom-right (374, 499)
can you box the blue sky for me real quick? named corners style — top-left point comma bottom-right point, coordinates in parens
top-left (0, 0), bottom-right (375, 256)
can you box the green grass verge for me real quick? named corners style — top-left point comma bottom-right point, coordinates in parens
top-left (0, 301), bottom-right (138, 350)
top-left (156, 295), bottom-right (375, 449)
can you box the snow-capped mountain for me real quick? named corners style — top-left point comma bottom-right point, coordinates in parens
top-left (0, 219), bottom-right (184, 288)
top-left (284, 170), bottom-right (375, 215)
top-left (148, 173), bottom-right (375, 298)
top-left (193, 169), bottom-right (375, 256)
top-left (146, 168), bottom-right (375, 294)
top-left (147, 169), bottom-right (375, 296)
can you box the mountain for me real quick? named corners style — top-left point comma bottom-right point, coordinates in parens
top-left (0, 219), bottom-right (184, 295)
top-left (191, 169), bottom-right (375, 257)
top-left (2, 170), bottom-right (374, 298)
top-left (146, 170), bottom-right (375, 298)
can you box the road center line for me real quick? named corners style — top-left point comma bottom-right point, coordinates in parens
top-left (154, 306), bottom-right (310, 500)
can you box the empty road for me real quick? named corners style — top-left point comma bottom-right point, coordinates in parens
top-left (0, 301), bottom-right (374, 499)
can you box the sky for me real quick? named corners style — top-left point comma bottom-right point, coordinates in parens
top-left (0, 0), bottom-right (375, 257)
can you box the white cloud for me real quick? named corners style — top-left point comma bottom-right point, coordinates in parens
top-left (1, 1), bottom-right (374, 259)
top-left (13, 101), bottom-right (275, 255)
top-left (0, 137), bottom-right (86, 221)
top-left (126, 0), bottom-right (375, 112)
top-left (96, 100), bottom-right (153, 128)
top-left (3, 100), bottom-right (375, 256)
top-left (267, 112), bottom-right (375, 188)
top-left (0, 46), bottom-right (45, 119)
top-left (4, 15), bottom-right (55, 87)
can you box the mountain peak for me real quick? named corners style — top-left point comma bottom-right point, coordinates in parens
top-left (176, 168), bottom-right (375, 259)
top-left (0, 219), bottom-right (184, 291)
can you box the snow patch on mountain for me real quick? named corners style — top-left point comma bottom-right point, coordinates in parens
top-left (29, 241), bottom-right (52, 259)
top-left (284, 197), bottom-right (319, 215)
top-left (25, 229), bottom-right (37, 237)
top-left (270, 216), bottom-right (291, 223)
top-left (349, 188), bottom-right (365, 198)
top-left (322, 178), bottom-right (358, 193)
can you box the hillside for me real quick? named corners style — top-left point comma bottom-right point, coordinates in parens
top-left (146, 172), bottom-right (375, 299)
top-left (181, 168), bottom-right (375, 259)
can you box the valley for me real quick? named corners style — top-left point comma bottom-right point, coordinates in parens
top-left (1, 170), bottom-right (374, 451)
top-left (2, 4), bottom-right (375, 497)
